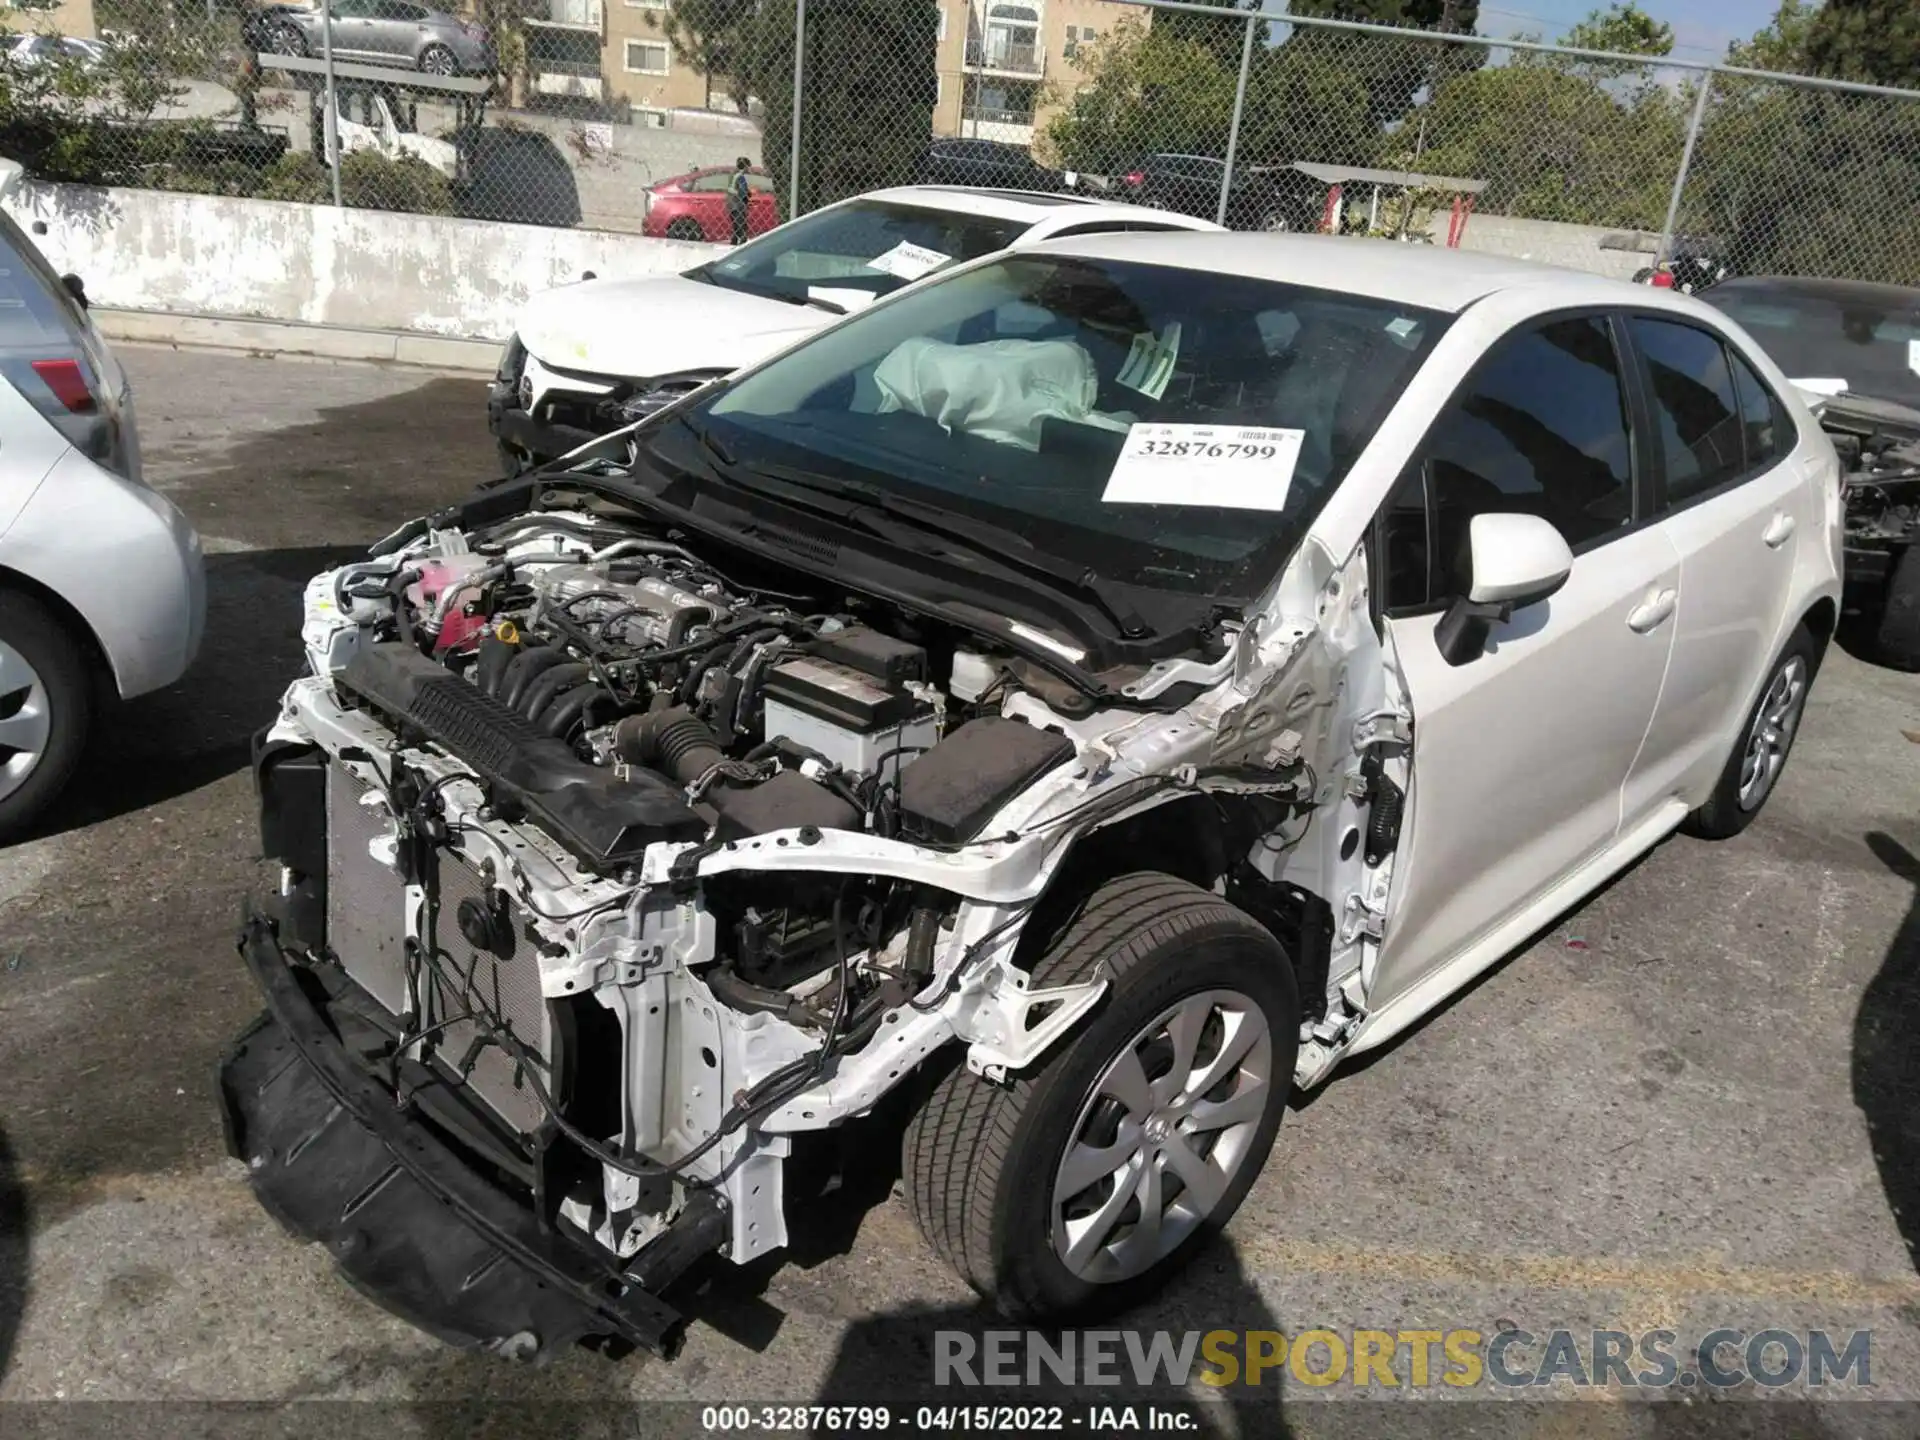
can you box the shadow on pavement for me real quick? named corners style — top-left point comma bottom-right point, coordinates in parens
top-left (807, 1237), bottom-right (1291, 1439)
top-left (0, 1124), bottom-right (25, 1387)
top-left (19, 545), bottom-right (360, 843)
top-left (1854, 831), bottom-right (1920, 1274)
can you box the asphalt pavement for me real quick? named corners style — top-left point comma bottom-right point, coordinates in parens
top-left (2, 348), bottom-right (1920, 1435)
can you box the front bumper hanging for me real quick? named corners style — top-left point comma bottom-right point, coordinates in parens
top-left (219, 913), bottom-right (702, 1363)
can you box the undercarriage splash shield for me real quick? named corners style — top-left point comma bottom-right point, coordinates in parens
top-left (219, 918), bottom-right (688, 1362)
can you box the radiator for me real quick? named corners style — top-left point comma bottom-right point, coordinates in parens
top-left (324, 765), bottom-right (556, 1138)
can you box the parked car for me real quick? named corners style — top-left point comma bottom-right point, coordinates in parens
top-left (642, 164), bottom-right (778, 244)
top-left (228, 234), bottom-right (1840, 1360)
top-left (449, 124), bottom-right (581, 229)
top-left (914, 136), bottom-right (1072, 193)
top-left (1121, 152), bottom-right (1319, 232)
top-left (0, 161), bottom-right (203, 840)
top-left (327, 92), bottom-right (456, 177)
top-left (3, 34), bottom-right (109, 70)
top-left (1705, 274), bottom-right (1920, 666)
top-left (248, 0), bottom-right (493, 77)
top-left (491, 185), bottom-right (1222, 472)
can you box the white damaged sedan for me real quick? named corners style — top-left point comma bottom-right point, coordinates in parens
top-left (224, 232), bottom-right (1842, 1360)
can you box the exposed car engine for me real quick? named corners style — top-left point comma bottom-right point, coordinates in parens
top-left (238, 491), bottom-right (1345, 1361)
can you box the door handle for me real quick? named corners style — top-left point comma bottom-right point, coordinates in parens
top-left (1763, 512), bottom-right (1797, 548)
top-left (1626, 586), bottom-right (1677, 633)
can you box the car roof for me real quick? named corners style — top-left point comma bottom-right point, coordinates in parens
top-left (862, 185), bottom-right (1102, 217)
top-left (861, 186), bottom-right (1218, 230)
top-left (1018, 231), bottom-right (1680, 313)
top-left (1710, 274), bottom-right (1920, 307)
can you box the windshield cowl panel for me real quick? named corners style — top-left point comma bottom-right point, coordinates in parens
top-left (679, 253), bottom-right (1447, 627)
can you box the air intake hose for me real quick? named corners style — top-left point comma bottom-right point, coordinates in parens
top-left (614, 707), bottom-right (724, 784)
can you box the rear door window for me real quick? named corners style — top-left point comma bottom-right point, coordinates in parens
top-left (1627, 316), bottom-right (1745, 505)
top-left (1728, 346), bottom-right (1790, 471)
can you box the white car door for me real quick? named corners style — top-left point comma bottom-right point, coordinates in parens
top-left (1615, 314), bottom-right (1811, 817)
top-left (1367, 313), bottom-right (1681, 1015)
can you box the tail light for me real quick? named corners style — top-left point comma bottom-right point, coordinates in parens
top-left (17, 352), bottom-right (130, 477)
top-left (31, 358), bottom-right (96, 413)
top-left (1124, 170), bottom-right (1144, 186)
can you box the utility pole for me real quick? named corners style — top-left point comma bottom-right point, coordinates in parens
top-left (1411, 0), bottom-right (1458, 165)
top-left (967, 0), bottom-right (983, 138)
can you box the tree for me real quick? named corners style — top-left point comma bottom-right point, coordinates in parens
top-left (1288, 0), bottom-right (1487, 129)
top-left (664, 0), bottom-right (757, 109)
top-left (753, 0), bottom-right (938, 215)
top-left (1560, 1), bottom-right (1673, 57)
top-left (1805, 0), bottom-right (1920, 89)
top-left (1413, 56), bottom-right (1680, 227)
top-left (1725, 0), bottom-right (1816, 72)
top-left (1041, 15), bottom-right (1379, 175)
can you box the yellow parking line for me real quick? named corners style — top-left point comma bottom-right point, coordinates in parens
top-left (1239, 1235), bottom-right (1920, 1307)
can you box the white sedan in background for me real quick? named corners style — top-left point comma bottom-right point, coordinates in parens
top-left (487, 185), bottom-right (1223, 473)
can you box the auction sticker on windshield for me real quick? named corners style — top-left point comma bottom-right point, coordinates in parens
top-left (867, 240), bottom-right (952, 281)
top-left (1102, 423), bottom-right (1305, 511)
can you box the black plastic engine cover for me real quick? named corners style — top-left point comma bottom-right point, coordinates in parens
top-left (337, 643), bottom-right (704, 865)
top-left (899, 717), bottom-right (1076, 846)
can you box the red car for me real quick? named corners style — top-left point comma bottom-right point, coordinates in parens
top-left (642, 165), bottom-right (779, 243)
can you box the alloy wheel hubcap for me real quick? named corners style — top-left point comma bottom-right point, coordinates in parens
top-left (1050, 989), bottom-right (1273, 1284)
top-left (1738, 654), bottom-right (1807, 811)
top-left (0, 638), bottom-right (51, 805)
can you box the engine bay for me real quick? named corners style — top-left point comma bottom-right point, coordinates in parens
top-left (253, 492), bottom-right (1359, 1308)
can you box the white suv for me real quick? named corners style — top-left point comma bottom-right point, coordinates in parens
top-left (230, 233), bottom-right (1838, 1359)
top-left (488, 185), bottom-right (1222, 472)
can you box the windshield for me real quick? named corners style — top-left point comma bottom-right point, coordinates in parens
top-left (1712, 285), bottom-right (1920, 409)
top-left (682, 253), bottom-right (1446, 598)
top-left (689, 199), bottom-right (1028, 310)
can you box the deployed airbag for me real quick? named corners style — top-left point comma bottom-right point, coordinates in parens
top-left (873, 336), bottom-right (1099, 451)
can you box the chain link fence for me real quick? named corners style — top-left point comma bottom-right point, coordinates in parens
top-left (1, 0), bottom-right (1917, 287)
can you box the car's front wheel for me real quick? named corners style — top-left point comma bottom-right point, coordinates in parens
top-left (904, 873), bottom-right (1298, 1320)
top-left (0, 590), bottom-right (93, 843)
top-left (418, 43), bottom-right (457, 76)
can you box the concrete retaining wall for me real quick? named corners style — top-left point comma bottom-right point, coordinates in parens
top-left (1, 180), bottom-right (1661, 361)
top-left (1447, 213), bottom-right (1652, 282)
top-left (2, 180), bottom-right (727, 344)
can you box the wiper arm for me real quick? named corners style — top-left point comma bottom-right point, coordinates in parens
top-left (726, 464), bottom-right (1153, 640)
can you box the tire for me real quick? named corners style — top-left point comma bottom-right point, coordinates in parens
top-left (418, 44), bottom-right (457, 76)
top-left (266, 21), bottom-right (308, 57)
top-left (0, 590), bottom-right (94, 844)
top-left (1873, 545), bottom-right (1920, 671)
top-left (664, 217), bottom-right (705, 241)
top-left (1256, 209), bottom-right (1292, 233)
top-left (1681, 623), bottom-right (1821, 840)
top-left (903, 872), bottom-right (1299, 1321)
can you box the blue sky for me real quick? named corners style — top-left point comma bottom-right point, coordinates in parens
top-left (1467, 0), bottom-right (1780, 61)
top-left (1254, 0), bottom-right (1790, 63)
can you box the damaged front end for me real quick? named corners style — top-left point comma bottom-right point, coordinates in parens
top-left (1821, 395), bottom-right (1920, 610)
top-left (221, 481), bottom-right (1397, 1360)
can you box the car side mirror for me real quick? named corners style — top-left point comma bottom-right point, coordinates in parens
top-left (61, 272), bottom-right (87, 310)
top-left (1433, 512), bottom-right (1573, 667)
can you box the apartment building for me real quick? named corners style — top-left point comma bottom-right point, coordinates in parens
top-left (522, 0), bottom-right (717, 112)
top-left (932, 0), bottom-right (1121, 146)
top-left (516, 0), bottom-right (1120, 149)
